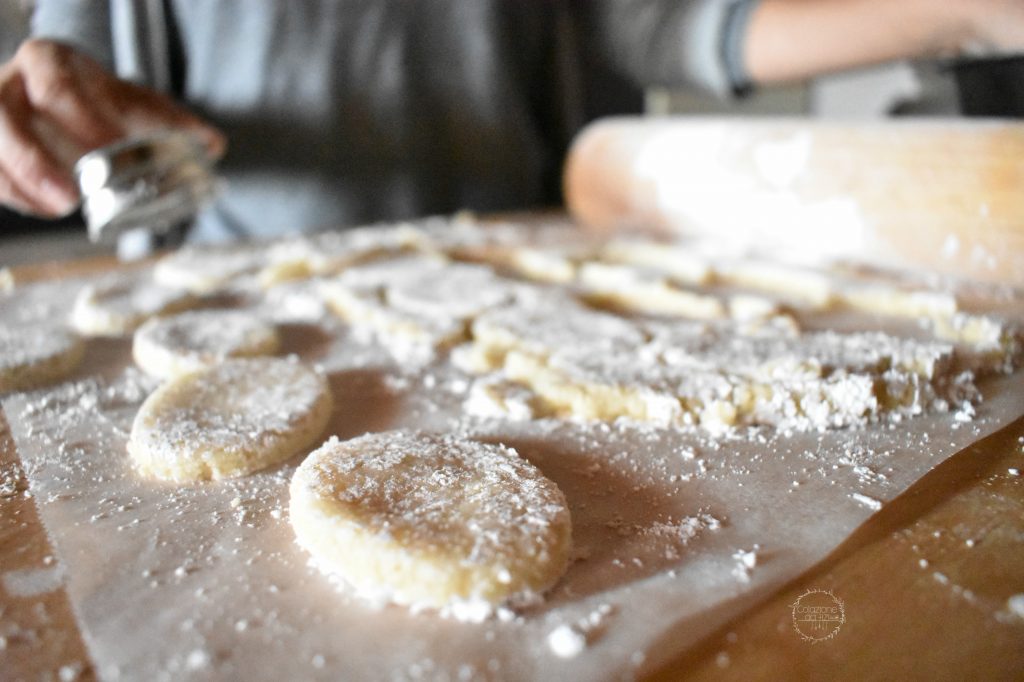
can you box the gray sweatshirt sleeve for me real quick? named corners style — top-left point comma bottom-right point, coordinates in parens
top-left (31, 0), bottom-right (114, 69)
top-left (594, 0), bottom-right (761, 97)
top-left (33, 0), bottom-right (176, 93)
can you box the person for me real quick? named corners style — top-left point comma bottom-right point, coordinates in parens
top-left (1, 0), bottom-right (1022, 243)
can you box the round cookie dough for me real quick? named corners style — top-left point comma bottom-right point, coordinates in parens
top-left (133, 310), bottom-right (280, 379)
top-left (0, 325), bottom-right (85, 392)
top-left (128, 358), bottom-right (333, 482)
top-left (289, 431), bottom-right (572, 616)
top-left (70, 277), bottom-right (198, 337)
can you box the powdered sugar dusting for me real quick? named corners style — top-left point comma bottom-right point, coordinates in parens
top-left (132, 309), bottom-right (279, 377)
top-left (1, 213), bottom-right (1022, 681)
top-left (291, 431), bottom-right (572, 616)
top-left (129, 357), bottom-right (331, 480)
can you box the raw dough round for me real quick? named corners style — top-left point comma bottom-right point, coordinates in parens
top-left (70, 277), bottom-right (197, 337)
top-left (133, 310), bottom-right (280, 379)
top-left (128, 358), bottom-right (333, 482)
top-left (0, 325), bottom-right (85, 392)
top-left (289, 431), bottom-right (572, 614)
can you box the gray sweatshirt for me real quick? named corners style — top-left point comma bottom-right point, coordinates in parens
top-left (33, 0), bottom-right (756, 242)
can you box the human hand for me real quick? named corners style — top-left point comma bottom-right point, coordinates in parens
top-left (962, 0), bottom-right (1024, 55)
top-left (746, 0), bottom-right (1024, 85)
top-left (0, 39), bottom-right (225, 218)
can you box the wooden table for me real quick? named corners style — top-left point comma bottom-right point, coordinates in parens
top-left (2, 256), bottom-right (1023, 681)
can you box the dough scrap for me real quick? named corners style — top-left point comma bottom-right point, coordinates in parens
top-left (577, 262), bottom-right (725, 319)
top-left (154, 244), bottom-right (268, 294)
top-left (437, 218), bottom-right (589, 275)
top-left (132, 310), bottom-right (280, 379)
top-left (404, 214), bottom-right (534, 260)
top-left (0, 325), bottom-right (84, 392)
top-left (70, 277), bottom-right (198, 337)
top-left (600, 239), bottom-right (713, 285)
top-left (717, 260), bottom-right (835, 309)
top-left (0, 267), bottom-right (14, 292)
top-left (727, 294), bottom-right (782, 321)
top-left (320, 283), bottom-right (466, 364)
top-left (833, 282), bottom-right (1021, 370)
top-left (289, 431), bottom-right (572, 615)
top-left (321, 257), bottom-right (526, 361)
top-left (128, 358), bottom-right (333, 482)
top-left (469, 298), bottom-right (964, 430)
top-left (469, 297), bottom-right (647, 372)
top-left (259, 225), bottom-right (421, 286)
top-left (930, 313), bottom-right (1023, 373)
top-left (384, 262), bottom-right (522, 320)
top-left (463, 376), bottom-right (544, 421)
top-left (841, 286), bottom-right (958, 319)
top-left (502, 247), bottom-right (578, 284)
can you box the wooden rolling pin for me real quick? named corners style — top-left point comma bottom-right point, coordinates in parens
top-left (564, 118), bottom-right (1024, 286)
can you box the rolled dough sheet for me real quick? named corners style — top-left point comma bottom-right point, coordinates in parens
top-left (3, 274), bottom-right (1024, 681)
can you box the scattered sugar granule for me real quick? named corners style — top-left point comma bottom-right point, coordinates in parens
top-left (547, 624), bottom-right (587, 658)
top-left (1007, 594), bottom-right (1024, 620)
top-left (953, 402), bottom-right (975, 423)
top-left (850, 492), bottom-right (883, 511)
top-left (185, 648), bottom-right (211, 671)
top-left (546, 603), bottom-right (615, 658)
top-left (58, 663), bottom-right (83, 682)
top-left (732, 546), bottom-right (760, 583)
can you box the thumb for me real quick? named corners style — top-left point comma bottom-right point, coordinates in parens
top-left (176, 114), bottom-right (228, 161)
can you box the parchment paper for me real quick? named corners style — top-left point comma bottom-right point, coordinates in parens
top-left (3, 271), bottom-right (1023, 681)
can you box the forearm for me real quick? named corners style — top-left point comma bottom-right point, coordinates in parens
top-left (745, 0), bottom-right (981, 84)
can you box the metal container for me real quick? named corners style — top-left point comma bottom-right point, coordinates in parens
top-left (75, 130), bottom-right (219, 244)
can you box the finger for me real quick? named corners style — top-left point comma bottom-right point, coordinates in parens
top-left (113, 84), bottom-right (228, 160)
top-left (16, 40), bottom-right (124, 151)
top-left (0, 165), bottom-right (46, 216)
top-left (0, 70), bottom-right (79, 215)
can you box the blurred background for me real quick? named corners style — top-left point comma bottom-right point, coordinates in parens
top-left (0, 0), bottom-right (994, 267)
